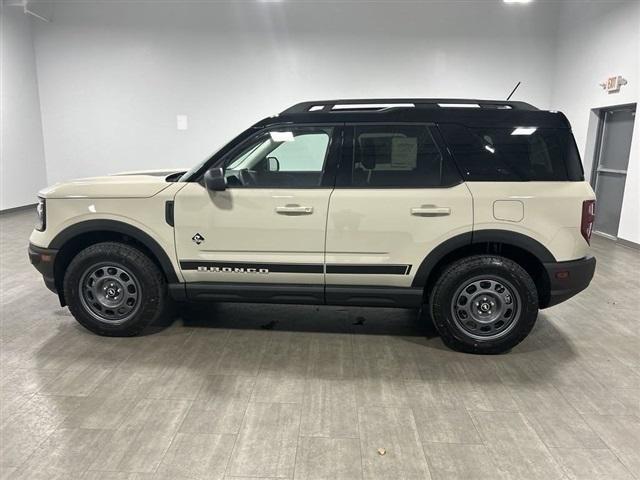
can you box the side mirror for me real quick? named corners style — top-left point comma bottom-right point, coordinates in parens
top-left (266, 156), bottom-right (280, 172)
top-left (204, 167), bottom-right (227, 191)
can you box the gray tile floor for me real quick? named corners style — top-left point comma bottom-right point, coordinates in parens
top-left (1, 208), bottom-right (639, 480)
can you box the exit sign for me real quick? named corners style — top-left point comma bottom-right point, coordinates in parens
top-left (600, 76), bottom-right (628, 93)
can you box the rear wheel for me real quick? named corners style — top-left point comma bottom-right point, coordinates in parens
top-left (63, 242), bottom-right (169, 336)
top-left (429, 255), bottom-right (538, 354)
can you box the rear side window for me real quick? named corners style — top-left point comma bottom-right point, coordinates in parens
top-left (343, 124), bottom-right (461, 188)
top-left (439, 124), bottom-right (584, 181)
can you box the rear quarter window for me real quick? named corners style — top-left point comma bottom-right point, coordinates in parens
top-left (439, 124), bottom-right (584, 181)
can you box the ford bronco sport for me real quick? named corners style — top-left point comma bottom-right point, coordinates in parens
top-left (29, 98), bottom-right (596, 354)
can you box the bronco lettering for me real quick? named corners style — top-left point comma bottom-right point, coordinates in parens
top-left (197, 266), bottom-right (269, 274)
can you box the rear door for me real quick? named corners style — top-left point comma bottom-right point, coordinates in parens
top-left (325, 124), bottom-right (473, 300)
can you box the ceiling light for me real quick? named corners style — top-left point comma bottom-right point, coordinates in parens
top-left (438, 103), bottom-right (481, 108)
top-left (503, 0), bottom-right (534, 4)
top-left (332, 103), bottom-right (414, 110)
top-left (270, 131), bottom-right (294, 142)
top-left (511, 127), bottom-right (538, 136)
top-left (484, 145), bottom-right (496, 154)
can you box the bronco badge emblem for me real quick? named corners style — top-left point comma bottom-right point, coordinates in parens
top-left (192, 233), bottom-right (205, 245)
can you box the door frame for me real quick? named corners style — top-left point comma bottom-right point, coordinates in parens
top-left (590, 103), bottom-right (636, 240)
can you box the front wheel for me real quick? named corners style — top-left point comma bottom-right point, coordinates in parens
top-left (429, 255), bottom-right (539, 354)
top-left (63, 242), bottom-right (169, 336)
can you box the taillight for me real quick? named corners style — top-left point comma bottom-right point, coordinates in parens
top-left (581, 200), bottom-right (595, 244)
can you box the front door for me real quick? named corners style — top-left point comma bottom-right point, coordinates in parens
top-left (174, 125), bottom-right (340, 292)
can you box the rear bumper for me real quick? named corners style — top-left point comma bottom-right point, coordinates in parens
top-left (28, 243), bottom-right (58, 294)
top-left (543, 255), bottom-right (596, 308)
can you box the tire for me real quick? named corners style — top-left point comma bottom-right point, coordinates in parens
top-left (63, 242), bottom-right (169, 336)
top-left (429, 255), bottom-right (538, 354)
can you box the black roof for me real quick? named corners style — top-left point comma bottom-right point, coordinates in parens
top-left (255, 98), bottom-right (571, 129)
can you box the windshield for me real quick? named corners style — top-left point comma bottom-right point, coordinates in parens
top-left (179, 145), bottom-right (226, 181)
top-left (179, 125), bottom-right (260, 182)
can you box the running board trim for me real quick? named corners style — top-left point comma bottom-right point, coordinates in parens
top-left (169, 282), bottom-right (423, 308)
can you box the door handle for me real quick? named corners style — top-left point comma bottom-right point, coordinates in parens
top-left (275, 205), bottom-right (314, 215)
top-left (411, 206), bottom-right (451, 217)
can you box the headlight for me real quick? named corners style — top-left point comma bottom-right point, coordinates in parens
top-left (35, 197), bottom-right (46, 231)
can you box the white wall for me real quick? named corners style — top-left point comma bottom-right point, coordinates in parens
top-left (30, 0), bottom-right (560, 185)
top-left (7, 0), bottom-right (640, 244)
top-left (0, 0), bottom-right (47, 210)
top-left (551, 0), bottom-right (639, 244)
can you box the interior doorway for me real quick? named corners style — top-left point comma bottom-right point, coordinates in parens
top-left (590, 104), bottom-right (636, 239)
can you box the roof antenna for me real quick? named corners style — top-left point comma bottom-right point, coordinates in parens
top-left (506, 81), bottom-right (521, 101)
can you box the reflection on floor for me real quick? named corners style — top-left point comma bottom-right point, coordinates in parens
top-left (1, 209), bottom-right (639, 479)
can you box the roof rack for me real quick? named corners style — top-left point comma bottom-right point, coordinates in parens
top-left (281, 98), bottom-right (538, 115)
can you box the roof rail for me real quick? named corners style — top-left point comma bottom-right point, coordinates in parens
top-left (281, 98), bottom-right (538, 115)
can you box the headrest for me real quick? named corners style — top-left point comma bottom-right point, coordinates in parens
top-left (359, 137), bottom-right (392, 170)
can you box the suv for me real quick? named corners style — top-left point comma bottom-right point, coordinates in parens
top-left (29, 98), bottom-right (596, 354)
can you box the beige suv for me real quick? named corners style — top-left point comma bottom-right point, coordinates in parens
top-left (29, 99), bottom-right (596, 354)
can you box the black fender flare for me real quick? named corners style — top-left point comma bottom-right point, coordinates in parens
top-left (411, 229), bottom-right (556, 287)
top-left (49, 219), bottom-right (180, 283)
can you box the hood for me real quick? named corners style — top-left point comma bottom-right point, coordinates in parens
top-left (109, 168), bottom-right (187, 177)
top-left (39, 169), bottom-right (186, 199)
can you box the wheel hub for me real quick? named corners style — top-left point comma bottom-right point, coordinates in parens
top-left (79, 264), bottom-right (140, 325)
top-left (451, 277), bottom-right (520, 340)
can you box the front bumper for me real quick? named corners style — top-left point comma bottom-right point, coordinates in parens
top-left (28, 243), bottom-right (58, 294)
top-left (543, 255), bottom-right (596, 308)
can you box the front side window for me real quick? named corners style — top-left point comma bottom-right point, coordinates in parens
top-left (224, 127), bottom-right (333, 188)
top-left (439, 124), bottom-right (584, 181)
top-left (344, 125), bottom-right (460, 188)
